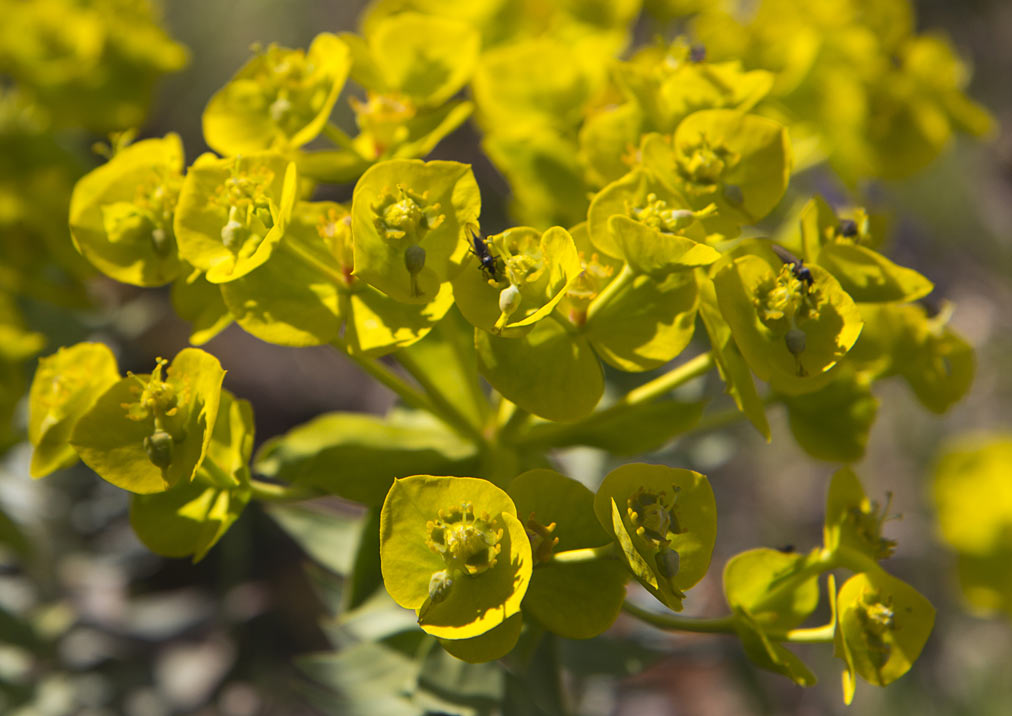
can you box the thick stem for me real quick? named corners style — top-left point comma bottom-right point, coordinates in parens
top-left (540, 542), bottom-right (619, 567)
top-left (622, 601), bottom-right (738, 634)
top-left (586, 263), bottom-right (634, 323)
top-left (331, 338), bottom-right (485, 446)
top-left (323, 122), bottom-right (364, 155)
top-left (394, 349), bottom-right (488, 447)
top-left (248, 478), bottom-right (319, 502)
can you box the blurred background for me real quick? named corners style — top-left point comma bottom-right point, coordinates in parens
top-left (1, 1), bottom-right (1010, 714)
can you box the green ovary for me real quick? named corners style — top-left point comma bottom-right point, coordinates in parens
top-left (426, 501), bottom-right (504, 577)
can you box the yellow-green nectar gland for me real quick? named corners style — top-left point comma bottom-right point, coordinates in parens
top-left (350, 92), bottom-right (417, 157)
top-left (628, 193), bottom-right (696, 234)
top-left (371, 185), bottom-right (444, 244)
top-left (426, 501), bottom-right (504, 580)
top-left (846, 493), bottom-right (898, 560)
top-left (216, 163), bottom-right (276, 260)
top-left (857, 590), bottom-right (896, 673)
top-left (121, 359), bottom-right (187, 468)
top-left (756, 266), bottom-right (820, 375)
top-left (101, 172), bottom-right (181, 258)
top-left (524, 515), bottom-right (559, 564)
top-left (318, 210), bottom-right (355, 286)
top-left (677, 136), bottom-right (739, 193)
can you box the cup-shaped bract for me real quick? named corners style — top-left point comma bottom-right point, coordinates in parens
top-left (713, 251), bottom-right (863, 394)
top-left (174, 153), bottom-right (298, 283)
top-left (472, 38), bottom-right (591, 131)
top-left (69, 134), bottom-right (186, 286)
top-left (594, 464), bottom-right (717, 611)
top-left (723, 548), bottom-right (820, 631)
top-left (835, 571), bottom-right (934, 703)
top-left (69, 348), bottom-right (225, 494)
top-left (454, 226), bottom-right (582, 336)
top-left (823, 468), bottom-right (896, 562)
top-left (932, 435), bottom-right (1012, 618)
top-left (28, 342), bottom-right (120, 478)
top-left (587, 168), bottom-right (707, 259)
top-left (379, 475), bottom-right (533, 640)
top-left (508, 469), bottom-right (628, 640)
top-left (203, 33), bottom-right (351, 156)
top-left (351, 159), bottom-right (480, 304)
top-left (129, 390), bottom-right (253, 562)
top-left (798, 196), bottom-right (932, 303)
top-left (349, 13), bottom-right (480, 108)
top-left (642, 110), bottom-right (791, 236)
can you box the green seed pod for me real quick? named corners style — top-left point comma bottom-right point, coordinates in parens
top-left (143, 430), bottom-right (174, 469)
top-left (722, 183), bottom-right (744, 207)
top-left (785, 328), bottom-right (807, 356)
top-left (655, 547), bottom-right (680, 579)
top-left (404, 244), bottom-right (426, 275)
top-left (498, 284), bottom-right (521, 316)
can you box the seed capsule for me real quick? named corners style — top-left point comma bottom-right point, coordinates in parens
top-left (785, 327), bottom-right (807, 356)
top-left (143, 430), bottom-right (174, 468)
top-left (404, 244), bottom-right (426, 275)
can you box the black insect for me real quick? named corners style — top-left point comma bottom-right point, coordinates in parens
top-left (689, 44), bottom-right (707, 63)
top-left (770, 243), bottom-right (814, 286)
top-left (468, 227), bottom-right (500, 281)
top-left (837, 219), bottom-right (859, 238)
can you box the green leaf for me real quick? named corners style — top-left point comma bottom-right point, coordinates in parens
top-left (608, 215), bottom-right (721, 276)
top-left (298, 643), bottom-right (422, 716)
top-left (267, 502), bottom-right (367, 577)
top-left (220, 201), bottom-right (346, 346)
top-left (723, 548), bottom-right (820, 630)
top-left (584, 269), bottom-right (699, 372)
top-left (509, 469), bottom-right (628, 639)
top-left (170, 268), bottom-right (233, 345)
top-left (253, 410), bottom-right (479, 506)
top-left (346, 508), bottom-right (384, 611)
top-left (344, 281), bottom-right (457, 357)
top-left (734, 609), bottom-right (817, 686)
top-left (782, 371), bottom-right (879, 463)
top-left (439, 613), bottom-right (523, 663)
top-left (70, 348), bottom-right (225, 494)
top-left (28, 342), bottom-right (120, 478)
top-left (698, 275), bottom-right (770, 440)
top-left (379, 475), bottom-right (533, 639)
top-left (521, 400), bottom-right (704, 455)
top-left (594, 464), bottom-right (717, 611)
top-left (129, 477), bottom-right (250, 562)
top-left (816, 243), bottom-right (933, 303)
top-left (475, 317), bottom-right (603, 422)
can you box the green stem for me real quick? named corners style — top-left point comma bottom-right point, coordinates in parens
top-left (196, 456), bottom-right (241, 489)
top-left (770, 622), bottom-right (836, 644)
top-left (622, 601), bottom-right (836, 644)
top-left (540, 542), bottom-right (619, 567)
top-left (622, 601), bottom-right (738, 634)
top-left (394, 349), bottom-right (489, 447)
top-left (586, 263), bottom-right (634, 323)
top-left (248, 478), bottom-right (319, 502)
top-left (749, 547), bottom-right (838, 614)
top-left (331, 338), bottom-right (483, 445)
top-left (323, 122), bottom-right (363, 155)
top-left (515, 351), bottom-right (715, 448)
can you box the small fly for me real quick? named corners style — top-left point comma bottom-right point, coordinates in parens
top-left (468, 226), bottom-right (500, 281)
top-left (770, 243), bottom-right (814, 286)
